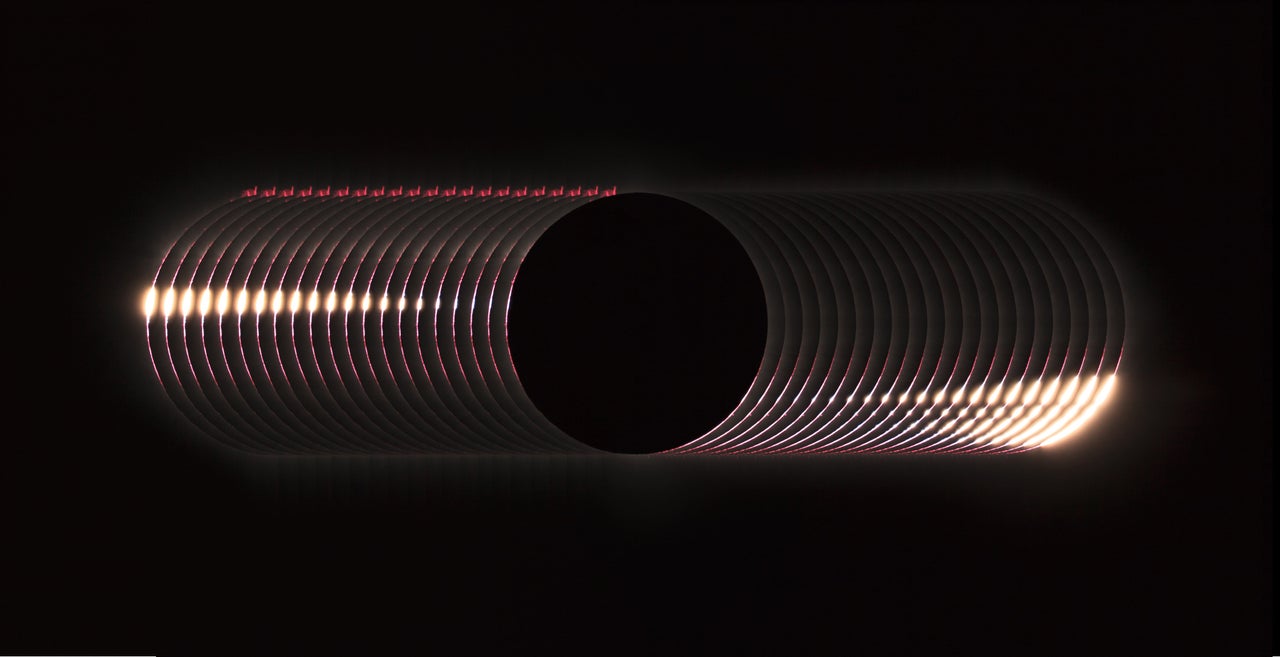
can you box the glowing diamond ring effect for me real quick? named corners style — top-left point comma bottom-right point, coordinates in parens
top-left (142, 188), bottom-right (1123, 454)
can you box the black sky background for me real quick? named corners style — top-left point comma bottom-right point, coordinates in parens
top-left (4, 2), bottom-right (1271, 655)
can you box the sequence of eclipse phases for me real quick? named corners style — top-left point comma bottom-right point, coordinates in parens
top-left (141, 186), bottom-right (1123, 455)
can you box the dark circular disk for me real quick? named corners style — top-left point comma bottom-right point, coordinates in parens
top-left (509, 193), bottom-right (767, 454)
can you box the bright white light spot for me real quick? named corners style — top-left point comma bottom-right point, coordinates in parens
top-left (898, 393), bottom-right (909, 405)
top-left (880, 394), bottom-right (891, 404)
top-left (162, 287), bottom-right (176, 318)
top-left (1059, 376), bottom-right (1082, 405)
top-left (969, 388), bottom-right (983, 404)
top-left (379, 296), bottom-right (390, 312)
top-left (916, 391), bottom-right (927, 404)
top-left (326, 291), bottom-right (338, 312)
top-left (934, 390), bottom-right (946, 404)
top-left (1040, 375), bottom-right (1117, 448)
top-left (952, 388), bottom-right (965, 404)
top-left (416, 298), bottom-right (424, 311)
top-left (1004, 382), bottom-right (1022, 404)
top-left (343, 292), bottom-right (355, 312)
top-left (235, 289), bottom-right (249, 315)
top-left (360, 294), bottom-right (372, 312)
top-left (271, 289), bottom-right (285, 314)
top-left (198, 288), bottom-right (212, 316)
top-left (307, 291), bottom-right (320, 313)
top-left (216, 288), bottom-right (230, 315)
top-left (1022, 379), bottom-right (1042, 404)
top-left (179, 287), bottom-right (194, 317)
top-left (254, 289), bottom-right (268, 315)
top-left (288, 289), bottom-right (302, 314)
top-left (987, 385), bottom-right (1002, 404)
top-left (397, 297), bottom-right (407, 311)
top-left (434, 297), bottom-right (442, 310)
top-left (143, 287), bottom-right (157, 319)
top-left (1041, 377), bottom-right (1062, 404)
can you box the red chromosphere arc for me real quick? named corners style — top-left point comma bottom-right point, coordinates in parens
top-left (141, 189), bottom-right (1123, 454)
